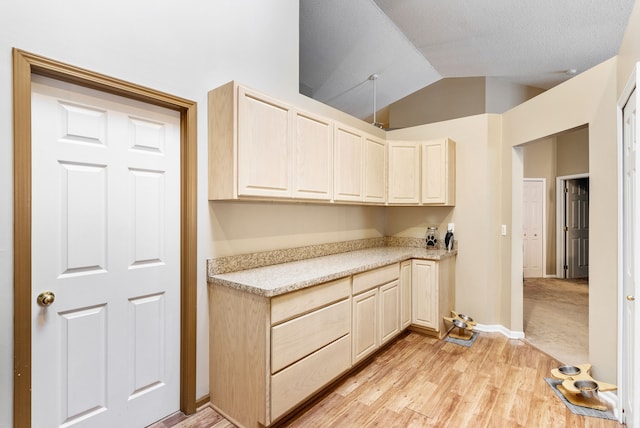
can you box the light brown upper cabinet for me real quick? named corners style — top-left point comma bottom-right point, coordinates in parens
top-left (387, 141), bottom-right (421, 204)
top-left (208, 81), bottom-right (333, 201)
top-left (208, 82), bottom-right (454, 205)
top-left (292, 110), bottom-right (333, 200)
top-left (333, 124), bottom-right (386, 204)
top-left (387, 138), bottom-right (456, 206)
top-left (363, 135), bottom-right (387, 203)
top-left (422, 138), bottom-right (456, 205)
top-left (333, 123), bottom-right (364, 202)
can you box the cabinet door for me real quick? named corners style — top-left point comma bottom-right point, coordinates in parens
top-left (352, 288), bottom-right (378, 363)
top-left (421, 138), bottom-right (455, 205)
top-left (363, 135), bottom-right (386, 203)
top-left (334, 124), bottom-right (363, 201)
top-left (237, 87), bottom-right (292, 197)
top-left (400, 260), bottom-right (412, 329)
top-left (379, 280), bottom-right (400, 344)
top-left (411, 259), bottom-right (438, 329)
top-left (292, 110), bottom-right (333, 200)
top-left (387, 141), bottom-right (420, 204)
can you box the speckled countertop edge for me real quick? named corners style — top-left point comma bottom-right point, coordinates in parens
top-left (208, 245), bottom-right (457, 297)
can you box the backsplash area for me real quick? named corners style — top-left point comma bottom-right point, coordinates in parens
top-left (207, 236), bottom-right (449, 276)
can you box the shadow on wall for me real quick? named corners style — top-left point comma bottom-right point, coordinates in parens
top-left (209, 201), bottom-right (387, 256)
top-left (385, 206), bottom-right (454, 240)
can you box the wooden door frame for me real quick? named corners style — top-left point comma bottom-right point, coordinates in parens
top-left (12, 48), bottom-right (198, 426)
top-left (555, 173), bottom-right (589, 279)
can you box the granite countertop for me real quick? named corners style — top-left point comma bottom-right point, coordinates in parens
top-left (208, 246), bottom-right (456, 297)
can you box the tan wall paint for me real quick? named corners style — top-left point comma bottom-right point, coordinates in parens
top-left (557, 127), bottom-right (589, 177)
top-left (389, 78), bottom-right (487, 128)
top-left (485, 77), bottom-right (545, 114)
top-left (209, 201), bottom-right (386, 256)
top-left (523, 137), bottom-right (557, 275)
top-left (387, 77), bottom-right (544, 129)
top-left (387, 114), bottom-right (503, 324)
top-left (502, 57), bottom-right (618, 382)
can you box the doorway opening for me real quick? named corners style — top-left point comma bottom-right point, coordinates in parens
top-left (521, 125), bottom-right (589, 364)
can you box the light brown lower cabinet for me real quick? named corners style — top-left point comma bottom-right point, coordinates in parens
top-left (352, 264), bottom-right (401, 364)
top-left (210, 277), bottom-right (352, 428)
top-left (411, 256), bottom-right (455, 338)
top-left (209, 257), bottom-right (453, 427)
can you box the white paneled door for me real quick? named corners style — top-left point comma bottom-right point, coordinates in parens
top-left (623, 86), bottom-right (638, 428)
top-left (31, 75), bottom-right (181, 427)
top-left (523, 179), bottom-right (545, 278)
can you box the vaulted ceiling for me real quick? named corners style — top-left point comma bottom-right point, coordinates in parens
top-left (299, 0), bottom-right (635, 120)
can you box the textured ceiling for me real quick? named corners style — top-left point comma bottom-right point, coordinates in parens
top-left (299, 0), bottom-right (635, 120)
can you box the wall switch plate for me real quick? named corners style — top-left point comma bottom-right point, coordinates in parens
top-left (501, 224), bottom-right (507, 236)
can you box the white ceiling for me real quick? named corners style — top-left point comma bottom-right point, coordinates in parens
top-left (299, 0), bottom-right (635, 120)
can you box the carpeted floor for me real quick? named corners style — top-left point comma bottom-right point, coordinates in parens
top-left (523, 277), bottom-right (589, 365)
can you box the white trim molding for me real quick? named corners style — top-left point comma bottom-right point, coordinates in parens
top-left (474, 323), bottom-right (525, 339)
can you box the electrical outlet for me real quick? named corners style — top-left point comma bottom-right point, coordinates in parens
top-left (448, 223), bottom-right (455, 232)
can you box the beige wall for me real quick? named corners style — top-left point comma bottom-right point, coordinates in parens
top-left (209, 201), bottom-right (386, 256)
top-left (485, 77), bottom-right (546, 114)
top-left (387, 114), bottom-right (503, 324)
top-left (389, 78), bottom-right (487, 128)
top-left (387, 77), bottom-right (544, 129)
top-left (557, 126), bottom-right (589, 176)
top-left (523, 137), bottom-right (557, 275)
top-left (502, 57), bottom-right (618, 382)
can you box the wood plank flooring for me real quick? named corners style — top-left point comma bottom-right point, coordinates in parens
top-left (153, 331), bottom-right (622, 428)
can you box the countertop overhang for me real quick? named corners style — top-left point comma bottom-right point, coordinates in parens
top-left (208, 247), bottom-right (456, 297)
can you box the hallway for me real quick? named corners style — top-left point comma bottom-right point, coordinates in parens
top-left (523, 277), bottom-right (589, 365)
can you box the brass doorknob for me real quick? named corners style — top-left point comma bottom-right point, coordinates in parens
top-left (37, 291), bottom-right (55, 307)
top-left (627, 295), bottom-right (636, 301)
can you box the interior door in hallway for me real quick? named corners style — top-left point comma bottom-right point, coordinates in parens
top-left (523, 179), bottom-right (545, 278)
top-left (31, 75), bottom-right (181, 427)
top-left (623, 86), bottom-right (638, 428)
top-left (566, 178), bottom-right (589, 279)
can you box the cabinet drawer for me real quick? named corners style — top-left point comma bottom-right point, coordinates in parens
top-left (271, 299), bottom-right (350, 373)
top-left (271, 277), bottom-right (350, 325)
top-left (352, 263), bottom-right (399, 294)
top-left (271, 334), bottom-right (351, 421)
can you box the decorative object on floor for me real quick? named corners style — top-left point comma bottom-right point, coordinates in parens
top-left (444, 331), bottom-right (479, 347)
top-left (545, 378), bottom-right (617, 420)
top-left (548, 363), bottom-right (618, 413)
top-left (443, 310), bottom-right (476, 340)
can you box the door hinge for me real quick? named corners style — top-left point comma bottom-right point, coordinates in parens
top-left (564, 187), bottom-right (569, 193)
top-left (563, 226), bottom-right (568, 232)
top-left (564, 265), bottom-right (568, 270)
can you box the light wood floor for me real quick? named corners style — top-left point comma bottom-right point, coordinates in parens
top-left (153, 331), bottom-right (622, 428)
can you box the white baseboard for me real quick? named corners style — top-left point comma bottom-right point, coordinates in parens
top-left (598, 391), bottom-right (621, 421)
top-left (473, 323), bottom-right (525, 339)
